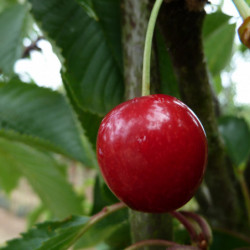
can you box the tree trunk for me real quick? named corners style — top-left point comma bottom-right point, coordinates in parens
top-left (121, 0), bottom-right (173, 248)
top-left (129, 211), bottom-right (173, 250)
top-left (157, 0), bottom-right (242, 229)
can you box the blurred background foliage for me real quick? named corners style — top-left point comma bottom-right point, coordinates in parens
top-left (0, 0), bottom-right (249, 249)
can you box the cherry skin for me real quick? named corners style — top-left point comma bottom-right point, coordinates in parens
top-left (97, 94), bottom-right (207, 213)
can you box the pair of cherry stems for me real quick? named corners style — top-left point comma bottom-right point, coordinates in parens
top-left (142, 0), bottom-right (250, 97)
top-left (65, 202), bottom-right (210, 250)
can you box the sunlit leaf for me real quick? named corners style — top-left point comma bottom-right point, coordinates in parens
top-left (0, 146), bottom-right (21, 193)
top-left (0, 0), bottom-right (18, 13)
top-left (203, 12), bottom-right (236, 76)
top-left (212, 74), bottom-right (223, 94)
top-left (0, 138), bottom-right (82, 218)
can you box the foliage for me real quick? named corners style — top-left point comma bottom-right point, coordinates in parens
top-left (2, 204), bottom-right (129, 250)
top-left (0, 3), bottom-right (29, 74)
top-left (219, 116), bottom-right (250, 167)
top-left (0, 0), bottom-right (249, 249)
top-left (29, 0), bottom-right (124, 115)
top-left (0, 80), bottom-right (95, 166)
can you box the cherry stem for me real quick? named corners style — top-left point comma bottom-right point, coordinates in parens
top-left (142, 0), bottom-right (164, 96)
top-left (180, 211), bottom-right (212, 243)
top-left (64, 202), bottom-right (127, 249)
top-left (232, 0), bottom-right (250, 20)
top-left (124, 239), bottom-right (199, 250)
top-left (169, 210), bottom-right (198, 242)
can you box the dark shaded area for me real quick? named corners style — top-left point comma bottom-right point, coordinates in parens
top-left (157, 0), bottom-right (242, 229)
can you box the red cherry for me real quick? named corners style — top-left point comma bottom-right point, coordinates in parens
top-left (97, 94), bottom-right (207, 213)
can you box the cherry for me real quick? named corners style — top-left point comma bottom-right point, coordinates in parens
top-left (97, 94), bottom-right (207, 213)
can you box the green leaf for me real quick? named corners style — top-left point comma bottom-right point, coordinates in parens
top-left (155, 29), bottom-right (180, 98)
top-left (0, 145), bottom-right (21, 193)
top-left (212, 74), bottom-right (223, 94)
top-left (210, 228), bottom-right (250, 250)
top-left (0, 0), bottom-right (18, 13)
top-left (2, 206), bottom-right (128, 250)
top-left (0, 3), bottom-right (29, 74)
top-left (0, 138), bottom-right (82, 218)
top-left (92, 0), bottom-right (123, 72)
top-left (74, 209), bottom-right (128, 249)
top-left (218, 116), bottom-right (250, 166)
top-left (1, 216), bottom-right (89, 250)
top-left (91, 174), bottom-right (118, 215)
top-left (76, 0), bottom-right (98, 20)
top-left (0, 80), bottom-right (96, 167)
top-left (63, 78), bottom-right (103, 148)
top-left (78, 111), bottom-right (102, 148)
top-left (203, 11), bottom-right (231, 39)
top-left (102, 219), bottom-right (131, 249)
top-left (203, 12), bottom-right (236, 76)
top-left (29, 0), bottom-right (124, 115)
top-left (27, 204), bottom-right (48, 228)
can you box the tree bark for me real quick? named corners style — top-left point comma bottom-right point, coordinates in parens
top-left (121, 0), bottom-right (173, 248)
top-left (121, 0), bottom-right (149, 100)
top-left (157, 0), bottom-right (242, 228)
top-left (129, 211), bottom-right (173, 250)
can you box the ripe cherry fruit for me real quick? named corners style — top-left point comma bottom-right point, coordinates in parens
top-left (97, 94), bottom-right (207, 213)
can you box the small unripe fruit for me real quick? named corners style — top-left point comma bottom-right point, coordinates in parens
top-left (238, 16), bottom-right (250, 48)
top-left (97, 94), bottom-right (207, 213)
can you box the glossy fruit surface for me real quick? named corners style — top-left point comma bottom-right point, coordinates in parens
top-left (97, 94), bottom-right (207, 213)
